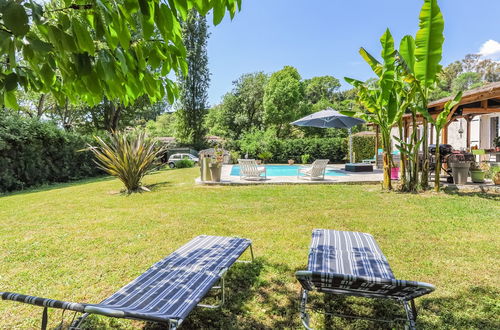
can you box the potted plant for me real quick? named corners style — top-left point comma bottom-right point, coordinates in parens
top-left (258, 151), bottom-right (273, 164)
top-left (469, 162), bottom-right (485, 183)
top-left (494, 137), bottom-right (500, 152)
top-left (209, 146), bottom-right (224, 182)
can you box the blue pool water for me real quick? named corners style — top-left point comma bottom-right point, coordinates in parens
top-left (230, 165), bottom-right (347, 177)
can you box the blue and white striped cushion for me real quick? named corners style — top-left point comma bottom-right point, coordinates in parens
top-left (91, 235), bottom-right (251, 322)
top-left (308, 229), bottom-right (394, 279)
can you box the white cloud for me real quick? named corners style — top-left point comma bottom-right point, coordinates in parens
top-left (479, 39), bottom-right (500, 60)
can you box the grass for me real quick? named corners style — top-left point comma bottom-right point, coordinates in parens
top-left (0, 168), bottom-right (499, 329)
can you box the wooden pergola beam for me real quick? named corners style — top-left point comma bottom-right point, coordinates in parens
top-left (461, 107), bottom-right (500, 115)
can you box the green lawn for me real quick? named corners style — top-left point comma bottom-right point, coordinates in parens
top-left (0, 168), bottom-right (499, 329)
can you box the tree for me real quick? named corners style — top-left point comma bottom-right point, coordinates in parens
top-left (345, 29), bottom-right (404, 190)
top-left (146, 112), bottom-right (177, 137)
top-left (451, 72), bottom-right (483, 93)
top-left (303, 76), bottom-right (341, 105)
top-left (263, 66), bottom-right (305, 138)
top-left (206, 72), bottom-right (267, 139)
top-left (176, 9), bottom-right (210, 149)
top-left (430, 54), bottom-right (499, 100)
top-left (0, 0), bottom-right (241, 109)
top-left (85, 96), bottom-right (166, 132)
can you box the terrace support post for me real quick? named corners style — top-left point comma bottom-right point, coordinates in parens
top-left (465, 115), bottom-right (472, 149)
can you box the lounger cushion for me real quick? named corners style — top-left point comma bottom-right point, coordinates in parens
top-left (91, 235), bottom-right (251, 322)
top-left (297, 229), bottom-right (435, 300)
top-left (308, 229), bottom-right (394, 279)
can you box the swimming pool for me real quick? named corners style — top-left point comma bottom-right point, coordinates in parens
top-left (230, 165), bottom-right (346, 177)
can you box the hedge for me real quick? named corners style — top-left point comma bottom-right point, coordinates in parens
top-left (0, 115), bottom-right (101, 193)
top-left (234, 137), bottom-right (347, 163)
top-left (352, 136), bottom-right (377, 163)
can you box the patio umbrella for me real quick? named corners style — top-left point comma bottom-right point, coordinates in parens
top-left (291, 108), bottom-right (365, 163)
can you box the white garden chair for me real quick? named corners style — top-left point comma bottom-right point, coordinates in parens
top-left (297, 159), bottom-right (329, 180)
top-left (238, 159), bottom-right (267, 181)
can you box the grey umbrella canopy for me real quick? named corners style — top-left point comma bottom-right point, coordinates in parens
top-left (291, 108), bottom-right (365, 128)
top-left (291, 108), bottom-right (365, 163)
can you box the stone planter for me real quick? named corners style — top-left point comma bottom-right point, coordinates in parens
top-left (470, 170), bottom-right (485, 183)
top-left (450, 162), bottom-right (470, 185)
top-left (209, 164), bottom-right (222, 182)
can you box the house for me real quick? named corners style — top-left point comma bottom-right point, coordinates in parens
top-left (389, 82), bottom-right (500, 162)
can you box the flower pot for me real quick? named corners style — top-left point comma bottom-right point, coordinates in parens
top-left (201, 158), bottom-right (212, 182)
top-left (209, 164), bottom-right (222, 182)
top-left (494, 173), bottom-right (500, 185)
top-left (470, 170), bottom-right (485, 183)
top-left (288, 159), bottom-right (295, 165)
top-left (390, 167), bottom-right (399, 180)
top-left (450, 162), bottom-right (470, 185)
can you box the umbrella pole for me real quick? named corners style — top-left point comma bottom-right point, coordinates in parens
top-left (348, 128), bottom-right (353, 163)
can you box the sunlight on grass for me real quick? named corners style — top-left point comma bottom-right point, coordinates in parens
top-left (0, 168), bottom-right (498, 329)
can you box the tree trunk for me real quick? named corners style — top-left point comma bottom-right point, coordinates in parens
top-left (36, 94), bottom-right (46, 118)
top-left (421, 119), bottom-right (429, 190)
top-left (381, 130), bottom-right (392, 191)
top-left (434, 132), bottom-right (441, 192)
top-left (409, 112), bottom-right (419, 192)
top-left (398, 121), bottom-right (407, 190)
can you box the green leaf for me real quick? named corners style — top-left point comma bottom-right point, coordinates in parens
top-left (75, 53), bottom-right (92, 76)
top-left (359, 48), bottom-right (382, 77)
top-left (414, 0), bottom-right (444, 89)
top-left (379, 29), bottom-right (395, 106)
top-left (28, 38), bottom-right (53, 53)
top-left (213, 0), bottom-right (226, 25)
top-left (3, 2), bottom-right (29, 36)
top-left (4, 73), bottom-right (18, 91)
top-left (4, 91), bottom-right (18, 109)
top-left (40, 63), bottom-right (56, 86)
top-left (138, 0), bottom-right (150, 17)
top-left (72, 19), bottom-right (96, 55)
top-left (399, 35), bottom-right (415, 74)
top-left (173, 0), bottom-right (188, 20)
top-left (115, 48), bottom-right (128, 74)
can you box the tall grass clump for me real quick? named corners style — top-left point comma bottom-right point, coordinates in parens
top-left (88, 130), bottom-right (165, 193)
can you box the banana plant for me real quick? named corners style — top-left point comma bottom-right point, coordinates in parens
top-left (420, 92), bottom-right (462, 191)
top-left (344, 29), bottom-right (405, 190)
top-left (398, 0), bottom-right (445, 190)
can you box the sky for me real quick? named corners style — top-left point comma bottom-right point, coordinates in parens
top-left (205, 0), bottom-right (500, 106)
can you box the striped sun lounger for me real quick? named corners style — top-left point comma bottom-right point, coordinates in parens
top-left (295, 229), bottom-right (434, 330)
top-left (1, 235), bottom-right (253, 329)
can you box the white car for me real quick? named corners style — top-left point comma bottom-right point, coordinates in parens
top-left (167, 153), bottom-right (199, 168)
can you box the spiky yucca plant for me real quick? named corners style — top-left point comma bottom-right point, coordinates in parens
top-left (88, 130), bottom-right (165, 193)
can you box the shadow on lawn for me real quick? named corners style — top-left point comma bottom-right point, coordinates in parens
top-left (443, 190), bottom-right (500, 201)
top-left (0, 175), bottom-right (113, 198)
top-left (78, 267), bottom-right (499, 330)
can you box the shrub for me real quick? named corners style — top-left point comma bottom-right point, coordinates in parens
top-left (88, 130), bottom-right (166, 193)
top-left (352, 136), bottom-right (377, 163)
top-left (258, 151), bottom-right (273, 163)
top-left (176, 159), bottom-right (195, 168)
top-left (267, 138), bottom-right (347, 163)
top-left (301, 154), bottom-right (311, 164)
top-left (0, 115), bottom-right (100, 193)
top-left (230, 150), bottom-right (240, 164)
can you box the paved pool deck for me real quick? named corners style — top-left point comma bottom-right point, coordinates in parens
top-left (196, 164), bottom-right (384, 186)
